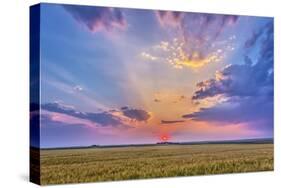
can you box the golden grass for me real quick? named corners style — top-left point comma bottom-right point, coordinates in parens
top-left (40, 144), bottom-right (273, 185)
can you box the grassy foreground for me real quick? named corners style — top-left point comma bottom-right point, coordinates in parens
top-left (40, 144), bottom-right (273, 185)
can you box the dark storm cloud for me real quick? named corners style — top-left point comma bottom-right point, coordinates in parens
top-left (121, 107), bottom-right (151, 121)
top-left (184, 20), bottom-right (273, 130)
top-left (63, 5), bottom-right (126, 33)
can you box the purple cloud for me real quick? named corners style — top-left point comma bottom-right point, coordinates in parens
top-left (183, 20), bottom-right (273, 133)
top-left (192, 21), bottom-right (273, 101)
top-left (63, 5), bottom-right (127, 33)
top-left (153, 11), bottom-right (239, 69)
top-left (183, 97), bottom-right (272, 124)
top-left (192, 62), bottom-right (272, 100)
top-left (244, 21), bottom-right (273, 49)
top-left (155, 11), bottom-right (184, 27)
top-left (155, 11), bottom-right (238, 39)
top-left (42, 102), bottom-right (122, 127)
top-left (41, 102), bottom-right (151, 127)
top-left (120, 107), bottom-right (151, 121)
top-left (244, 30), bottom-right (263, 49)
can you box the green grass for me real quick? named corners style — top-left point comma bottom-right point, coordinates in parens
top-left (40, 144), bottom-right (273, 185)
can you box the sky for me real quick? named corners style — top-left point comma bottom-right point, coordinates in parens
top-left (30, 3), bottom-right (273, 148)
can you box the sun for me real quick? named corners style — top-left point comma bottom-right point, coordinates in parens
top-left (160, 134), bottom-right (171, 142)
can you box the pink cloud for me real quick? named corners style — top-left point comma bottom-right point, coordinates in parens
top-left (63, 5), bottom-right (127, 33)
top-left (42, 110), bottom-right (98, 128)
top-left (155, 11), bottom-right (184, 27)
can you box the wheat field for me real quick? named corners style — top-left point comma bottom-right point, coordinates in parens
top-left (39, 144), bottom-right (273, 185)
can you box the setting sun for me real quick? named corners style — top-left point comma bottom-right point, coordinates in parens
top-left (160, 134), bottom-right (171, 142)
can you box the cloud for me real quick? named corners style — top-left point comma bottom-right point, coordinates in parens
top-left (141, 38), bottom-right (228, 69)
top-left (42, 102), bottom-right (151, 128)
top-left (192, 22), bottom-right (273, 101)
top-left (161, 120), bottom-right (185, 124)
top-left (142, 12), bottom-right (238, 69)
top-left (155, 11), bottom-right (239, 37)
top-left (213, 15), bottom-right (238, 38)
top-left (192, 62), bottom-right (272, 100)
top-left (73, 85), bottom-right (83, 91)
top-left (243, 21), bottom-right (272, 49)
top-left (179, 95), bottom-right (186, 100)
top-left (63, 5), bottom-right (127, 33)
top-left (42, 102), bottom-right (122, 127)
top-left (183, 97), bottom-right (272, 124)
top-left (154, 98), bottom-right (161, 103)
top-left (141, 52), bottom-right (158, 61)
top-left (168, 45), bottom-right (223, 69)
top-left (120, 106), bottom-right (129, 110)
top-left (42, 102), bottom-right (77, 115)
top-left (155, 11), bottom-right (184, 27)
top-left (244, 31), bottom-right (263, 49)
top-left (121, 107), bottom-right (151, 121)
top-left (155, 11), bottom-right (238, 39)
top-left (155, 41), bottom-right (169, 51)
top-left (183, 21), bottom-right (273, 133)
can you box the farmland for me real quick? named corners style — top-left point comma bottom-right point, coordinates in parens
top-left (39, 143), bottom-right (273, 185)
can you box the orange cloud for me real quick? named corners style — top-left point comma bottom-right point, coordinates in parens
top-left (140, 37), bottom-right (233, 70)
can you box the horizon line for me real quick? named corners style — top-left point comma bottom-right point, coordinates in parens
top-left (34, 137), bottom-right (274, 150)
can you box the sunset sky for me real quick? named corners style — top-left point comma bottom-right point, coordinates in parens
top-left (32, 3), bottom-right (273, 148)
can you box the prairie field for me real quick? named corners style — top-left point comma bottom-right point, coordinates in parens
top-left (39, 144), bottom-right (273, 185)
